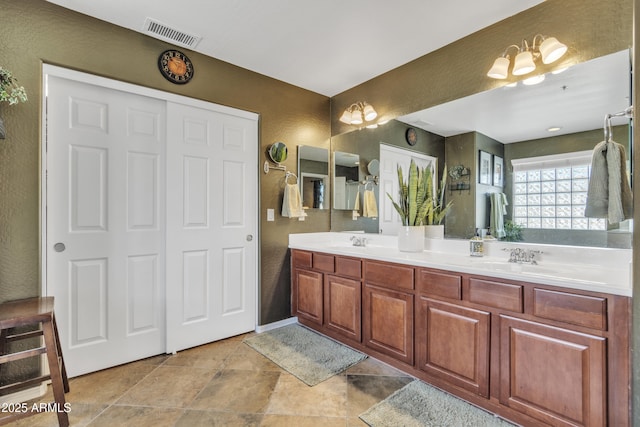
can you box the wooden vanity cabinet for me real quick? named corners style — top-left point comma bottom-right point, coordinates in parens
top-left (415, 268), bottom-right (491, 398)
top-left (363, 260), bottom-right (415, 366)
top-left (290, 249), bottom-right (631, 427)
top-left (499, 315), bottom-right (606, 427)
top-left (292, 268), bottom-right (323, 325)
top-left (291, 250), bottom-right (362, 341)
top-left (416, 296), bottom-right (491, 397)
top-left (324, 274), bottom-right (361, 341)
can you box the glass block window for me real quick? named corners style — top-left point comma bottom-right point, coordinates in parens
top-left (511, 151), bottom-right (606, 231)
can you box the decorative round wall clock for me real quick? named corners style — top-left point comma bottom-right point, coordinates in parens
top-left (158, 49), bottom-right (194, 84)
top-left (406, 127), bottom-right (418, 146)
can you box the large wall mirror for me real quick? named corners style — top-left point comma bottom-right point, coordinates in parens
top-left (298, 145), bottom-right (330, 210)
top-left (330, 49), bottom-right (632, 249)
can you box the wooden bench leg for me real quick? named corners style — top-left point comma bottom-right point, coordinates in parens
top-left (42, 320), bottom-right (69, 427)
top-left (0, 328), bottom-right (7, 378)
top-left (51, 315), bottom-right (69, 393)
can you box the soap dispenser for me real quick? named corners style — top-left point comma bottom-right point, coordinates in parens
top-left (470, 228), bottom-right (484, 257)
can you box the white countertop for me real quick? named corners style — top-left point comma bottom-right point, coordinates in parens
top-left (289, 232), bottom-right (633, 297)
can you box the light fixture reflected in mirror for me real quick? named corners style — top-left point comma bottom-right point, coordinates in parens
top-left (487, 34), bottom-right (568, 80)
top-left (339, 101), bottom-right (377, 125)
top-left (522, 74), bottom-right (545, 85)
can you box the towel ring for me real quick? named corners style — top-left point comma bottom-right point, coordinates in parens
top-left (285, 171), bottom-right (298, 184)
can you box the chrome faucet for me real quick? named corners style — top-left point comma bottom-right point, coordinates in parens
top-left (350, 236), bottom-right (367, 247)
top-left (503, 247), bottom-right (541, 265)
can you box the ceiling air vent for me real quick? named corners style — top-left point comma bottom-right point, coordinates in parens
top-left (142, 18), bottom-right (202, 49)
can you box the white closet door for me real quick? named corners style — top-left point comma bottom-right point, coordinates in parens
top-left (165, 102), bottom-right (257, 353)
top-left (379, 144), bottom-right (436, 235)
top-left (46, 76), bottom-right (166, 377)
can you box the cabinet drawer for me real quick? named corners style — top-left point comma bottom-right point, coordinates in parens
top-left (416, 268), bottom-right (462, 300)
top-left (335, 256), bottom-right (362, 279)
top-left (291, 250), bottom-right (312, 269)
top-left (364, 260), bottom-right (414, 290)
top-left (533, 288), bottom-right (607, 330)
top-left (468, 278), bottom-right (523, 312)
top-left (313, 253), bottom-right (335, 273)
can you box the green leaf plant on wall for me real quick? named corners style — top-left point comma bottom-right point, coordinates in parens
top-left (387, 159), bottom-right (452, 226)
top-left (0, 66), bottom-right (28, 139)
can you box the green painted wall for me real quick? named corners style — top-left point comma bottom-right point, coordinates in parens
top-left (0, 0), bottom-right (331, 321)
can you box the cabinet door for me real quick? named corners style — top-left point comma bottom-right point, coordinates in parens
top-left (292, 269), bottom-right (323, 326)
top-left (363, 283), bottom-right (414, 365)
top-left (500, 316), bottom-right (606, 427)
top-left (324, 275), bottom-right (361, 342)
top-left (416, 297), bottom-right (490, 397)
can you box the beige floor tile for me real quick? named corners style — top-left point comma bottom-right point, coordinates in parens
top-left (347, 415), bottom-right (371, 426)
top-left (2, 402), bottom-right (107, 427)
top-left (64, 363), bottom-right (157, 404)
top-left (166, 339), bottom-right (244, 365)
top-left (162, 347), bottom-right (226, 370)
top-left (116, 365), bottom-right (215, 408)
top-left (176, 409), bottom-right (263, 426)
top-left (0, 332), bottom-right (429, 426)
top-left (223, 343), bottom-right (283, 372)
top-left (261, 414), bottom-right (348, 427)
top-left (86, 405), bottom-right (183, 427)
top-left (189, 369), bottom-right (280, 413)
top-left (266, 373), bottom-right (348, 418)
top-left (134, 353), bottom-right (171, 366)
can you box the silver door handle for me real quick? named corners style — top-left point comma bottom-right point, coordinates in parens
top-left (54, 242), bottom-right (66, 252)
top-left (246, 235), bottom-right (253, 241)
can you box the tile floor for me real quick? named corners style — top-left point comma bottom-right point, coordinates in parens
top-left (8, 330), bottom-right (414, 426)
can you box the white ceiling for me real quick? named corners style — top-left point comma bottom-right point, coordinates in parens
top-left (45, 0), bottom-right (543, 97)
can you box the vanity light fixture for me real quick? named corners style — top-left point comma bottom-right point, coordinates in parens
top-left (339, 101), bottom-right (377, 125)
top-left (487, 35), bottom-right (568, 80)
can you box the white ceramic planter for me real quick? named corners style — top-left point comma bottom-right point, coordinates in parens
top-left (398, 225), bottom-right (425, 252)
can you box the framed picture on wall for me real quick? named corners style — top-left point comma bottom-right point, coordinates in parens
top-left (479, 150), bottom-right (492, 185)
top-left (493, 155), bottom-right (504, 187)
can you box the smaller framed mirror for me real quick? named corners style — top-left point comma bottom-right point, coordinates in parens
top-left (333, 151), bottom-right (360, 210)
top-left (268, 142), bottom-right (288, 164)
top-left (298, 145), bottom-right (329, 210)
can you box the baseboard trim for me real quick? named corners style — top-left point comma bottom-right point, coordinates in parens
top-left (255, 317), bottom-right (298, 333)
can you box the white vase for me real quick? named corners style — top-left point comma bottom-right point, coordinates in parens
top-left (424, 224), bottom-right (444, 239)
top-left (398, 225), bottom-right (425, 252)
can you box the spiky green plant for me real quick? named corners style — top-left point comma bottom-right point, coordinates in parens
top-left (426, 164), bottom-right (453, 225)
top-left (387, 160), bottom-right (452, 226)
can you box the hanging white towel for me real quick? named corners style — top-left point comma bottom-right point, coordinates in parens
top-left (489, 192), bottom-right (508, 238)
top-left (353, 189), bottom-right (361, 214)
top-left (363, 189), bottom-right (378, 218)
top-left (585, 140), bottom-right (633, 224)
top-left (281, 183), bottom-right (306, 218)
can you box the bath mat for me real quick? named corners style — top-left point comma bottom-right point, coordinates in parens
top-left (243, 324), bottom-right (367, 386)
top-left (359, 380), bottom-right (516, 427)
